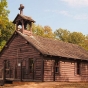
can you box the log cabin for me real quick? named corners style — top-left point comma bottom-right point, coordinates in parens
top-left (0, 4), bottom-right (88, 85)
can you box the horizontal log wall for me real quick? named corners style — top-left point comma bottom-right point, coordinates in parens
top-left (44, 58), bottom-right (88, 82)
top-left (81, 62), bottom-right (88, 81)
top-left (0, 34), bottom-right (42, 81)
top-left (34, 58), bottom-right (42, 80)
top-left (0, 64), bottom-right (3, 78)
top-left (55, 59), bottom-right (80, 82)
top-left (57, 60), bottom-right (88, 82)
top-left (44, 59), bottom-right (54, 81)
top-left (1, 33), bottom-right (88, 82)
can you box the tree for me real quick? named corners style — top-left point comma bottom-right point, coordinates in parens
top-left (0, 0), bottom-right (15, 51)
top-left (0, 0), bottom-right (9, 28)
top-left (54, 28), bottom-right (88, 51)
top-left (68, 32), bottom-right (85, 45)
top-left (0, 21), bottom-right (15, 51)
top-left (1, 21), bottom-right (15, 41)
top-left (80, 35), bottom-right (88, 51)
top-left (32, 24), bottom-right (54, 38)
top-left (81, 40), bottom-right (88, 51)
top-left (54, 28), bottom-right (70, 42)
top-left (32, 24), bottom-right (44, 36)
top-left (43, 26), bottom-right (55, 38)
top-left (0, 40), bottom-right (6, 51)
top-left (54, 28), bottom-right (85, 44)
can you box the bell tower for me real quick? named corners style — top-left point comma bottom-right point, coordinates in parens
top-left (13, 4), bottom-right (35, 36)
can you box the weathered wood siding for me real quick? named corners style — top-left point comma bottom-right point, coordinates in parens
top-left (34, 58), bottom-right (42, 80)
top-left (55, 59), bottom-right (79, 82)
top-left (57, 59), bottom-right (88, 82)
top-left (44, 58), bottom-right (54, 81)
top-left (0, 33), bottom-right (88, 82)
top-left (81, 62), bottom-right (88, 81)
top-left (0, 34), bottom-right (43, 81)
top-left (44, 57), bottom-right (88, 82)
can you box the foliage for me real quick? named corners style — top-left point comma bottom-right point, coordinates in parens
top-left (54, 28), bottom-right (70, 42)
top-left (0, 0), bottom-right (15, 51)
top-left (0, 40), bottom-right (6, 51)
top-left (32, 24), bottom-right (55, 38)
top-left (43, 26), bottom-right (55, 38)
top-left (32, 24), bottom-right (44, 36)
top-left (0, 0), bottom-right (10, 28)
top-left (54, 28), bottom-right (88, 51)
top-left (81, 40), bottom-right (88, 51)
top-left (0, 21), bottom-right (15, 41)
top-left (0, 21), bottom-right (15, 51)
top-left (68, 32), bottom-right (85, 44)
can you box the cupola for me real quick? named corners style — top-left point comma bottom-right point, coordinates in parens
top-left (13, 4), bottom-right (35, 36)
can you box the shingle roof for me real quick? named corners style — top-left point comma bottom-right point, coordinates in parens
top-left (13, 14), bottom-right (35, 24)
top-left (17, 31), bottom-right (88, 60)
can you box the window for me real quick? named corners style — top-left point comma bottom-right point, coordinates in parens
top-left (5, 60), bottom-right (10, 69)
top-left (55, 60), bottom-right (60, 74)
top-left (5, 60), bottom-right (10, 75)
top-left (29, 59), bottom-right (33, 73)
top-left (77, 61), bottom-right (80, 75)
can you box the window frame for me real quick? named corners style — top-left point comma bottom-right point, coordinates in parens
top-left (5, 60), bottom-right (10, 75)
top-left (29, 58), bottom-right (34, 73)
top-left (55, 60), bottom-right (60, 74)
top-left (76, 61), bottom-right (81, 75)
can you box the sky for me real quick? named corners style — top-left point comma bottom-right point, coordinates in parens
top-left (7, 0), bottom-right (88, 35)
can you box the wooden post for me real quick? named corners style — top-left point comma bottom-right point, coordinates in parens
top-left (30, 22), bottom-right (32, 35)
top-left (3, 61), bottom-right (6, 85)
top-left (53, 60), bottom-right (55, 81)
top-left (33, 62), bottom-right (34, 80)
top-left (15, 64), bottom-right (17, 79)
top-left (41, 58), bottom-right (44, 82)
top-left (22, 20), bottom-right (24, 33)
top-left (20, 61), bottom-right (22, 81)
top-left (13, 62), bottom-right (16, 80)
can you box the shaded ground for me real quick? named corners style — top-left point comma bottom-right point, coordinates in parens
top-left (0, 82), bottom-right (88, 88)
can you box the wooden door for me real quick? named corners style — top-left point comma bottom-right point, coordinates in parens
top-left (4, 60), bottom-right (13, 79)
top-left (28, 58), bottom-right (34, 80)
top-left (21, 58), bottom-right (34, 80)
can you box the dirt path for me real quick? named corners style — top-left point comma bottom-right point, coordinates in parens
top-left (0, 82), bottom-right (88, 88)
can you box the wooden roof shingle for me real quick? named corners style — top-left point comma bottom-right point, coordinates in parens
top-left (13, 14), bottom-right (35, 24)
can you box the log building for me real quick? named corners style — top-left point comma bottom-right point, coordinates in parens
top-left (0, 4), bottom-right (88, 85)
